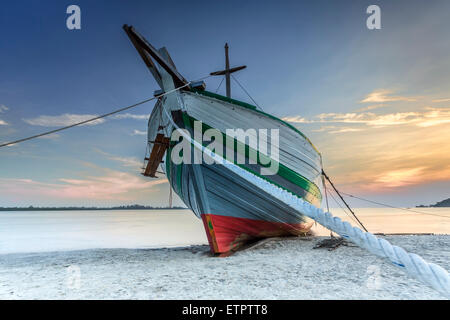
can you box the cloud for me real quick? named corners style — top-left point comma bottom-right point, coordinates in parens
top-left (355, 104), bottom-right (387, 112)
top-left (311, 126), bottom-right (338, 133)
top-left (282, 95), bottom-right (450, 194)
top-left (415, 107), bottom-right (450, 127)
top-left (280, 116), bottom-right (311, 123)
top-left (21, 112), bottom-right (149, 128)
top-left (311, 126), bottom-right (363, 134)
top-left (0, 169), bottom-right (168, 201)
top-left (55, 170), bottom-right (167, 199)
top-left (432, 98), bottom-right (450, 103)
top-left (359, 89), bottom-right (417, 103)
top-left (132, 129), bottom-right (147, 136)
top-left (23, 114), bottom-right (105, 127)
top-left (113, 113), bottom-right (150, 120)
top-left (107, 156), bottom-right (142, 168)
top-left (0, 105), bottom-right (8, 125)
top-left (93, 148), bottom-right (142, 168)
top-left (284, 107), bottom-right (450, 128)
top-left (307, 114), bottom-right (450, 193)
top-left (316, 111), bottom-right (420, 126)
top-left (374, 167), bottom-right (426, 188)
top-left (328, 128), bottom-right (363, 134)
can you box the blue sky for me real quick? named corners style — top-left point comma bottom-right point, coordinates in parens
top-left (1, 0), bottom-right (450, 207)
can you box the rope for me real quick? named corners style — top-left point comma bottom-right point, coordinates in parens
top-left (322, 170), bottom-right (368, 232)
top-left (341, 192), bottom-right (450, 219)
top-left (323, 179), bottom-right (330, 213)
top-left (160, 103), bottom-right (319, 236)
top-left (218, 155), bottom-right (450, 297)
top-left (169, 183), bottom-right (173, 208)
top-left (215, 76), bottom-right (225, 93)
top-left (0, 75), bottom-right (211, 149)
top-left (158, 89), bottom-right (449, 297)
top-left (231, 74), bottom-right (264, 111)
top-left (142, 143), bottom-right (149, 170)
top-left (324, 178), bottom-right (354, 223)
top-left (162, 115), bottom-right (449, 296)
top-left (327, 188), bottom-right (362, 227)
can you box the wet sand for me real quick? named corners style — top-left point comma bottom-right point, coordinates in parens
top-left (0, 235), bottom-right (448, 300)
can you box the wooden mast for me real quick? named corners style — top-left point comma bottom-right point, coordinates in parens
top-left (225, 43), bottom-right (231, 98)
top-left (210, 43), bottom-right (246, 98)
top-left (123, 24), bottom-right (189, 90)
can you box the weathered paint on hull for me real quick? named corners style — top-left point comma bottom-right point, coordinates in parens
top-left (133, 33), bottom-right (324, 254)
top-left (167, 158), bottom-right (316, 254)
top-left (149, 89), bottom-right (323, 254)
top-left (201, 213), bottom-right (313, 253)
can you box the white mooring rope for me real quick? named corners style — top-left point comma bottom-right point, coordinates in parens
top-left (162, 98), bottom-right (450, 298)
top-left (220, 158), bottom-right (450, 297)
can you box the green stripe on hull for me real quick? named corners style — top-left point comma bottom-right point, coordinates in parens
top-left (165, 147), bottom-right (183, 196)
top-left (165, 147), bottom-right (171, 182)
top-left (189, 88), bottom-right (321, 155)
top-left (176, 162), bottom-right (183, 195)
top-left (180, 113), bottom-right (322, 204)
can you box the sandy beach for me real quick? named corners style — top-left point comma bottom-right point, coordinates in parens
top-left (0, 235), bottom-right (448, 300)
top-left (2, 0), bottom-right (450, 304)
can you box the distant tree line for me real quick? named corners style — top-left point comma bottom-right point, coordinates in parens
top-left (416, 198), bottom-right (450, 208)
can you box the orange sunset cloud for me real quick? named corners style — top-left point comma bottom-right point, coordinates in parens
top-left (283, 90), bottom-right (450, 194)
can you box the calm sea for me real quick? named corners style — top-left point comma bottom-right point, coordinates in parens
top-left (0, 208), bottom-right (449, 254)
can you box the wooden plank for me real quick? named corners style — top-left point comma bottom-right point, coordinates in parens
top-left (158, 47), bottom-right (177, 69)
top-left (123, 25), bottom-right (189, 89)
top-left (143, 134), bottom-right (169, 177)
top-left (182, 93), bottom-right (322, 183)
top-left (150, 137), bottom-right (170, 175)
top-left (143, 135), bottom-right (162, 177)
top-left (210, 65), bottom-right (246, 76)
top-left (191, 164), bottom-right (210, 213)
top-left (123, 25), bottom-right (163, 89)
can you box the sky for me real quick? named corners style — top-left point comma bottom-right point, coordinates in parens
top-left (0, 0), bottom-right (449, 208)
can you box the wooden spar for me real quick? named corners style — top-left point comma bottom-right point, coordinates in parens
top-left (123, 26), bottom-right (163, 89)
top-left (225, 43), bottom-right (231, 98)
top-left (158, 47), bottom-right (177, 69)
top-left (210, 43), bottom-right (246, 98)
top-left (123, 25), bottom-right (189, 89)
top-left (210, 65), bottom-right (247, 76)
top-left (143, 133), bottom-right (170, 178)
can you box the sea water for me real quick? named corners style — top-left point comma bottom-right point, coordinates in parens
top-left (0, 208), bottom-right (448, 254)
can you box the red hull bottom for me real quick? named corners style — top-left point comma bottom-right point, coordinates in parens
top-left (201, 213), bottom-right (314, 253)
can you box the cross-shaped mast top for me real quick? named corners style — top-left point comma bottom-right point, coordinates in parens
top-left (210, 43), bottom-right (246, 98)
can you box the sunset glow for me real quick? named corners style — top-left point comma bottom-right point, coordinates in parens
top-left (1, 1), bottom-right (449, 207)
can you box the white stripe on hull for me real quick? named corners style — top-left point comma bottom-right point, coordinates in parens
top-left (182, 92), bottom-right (323, 189)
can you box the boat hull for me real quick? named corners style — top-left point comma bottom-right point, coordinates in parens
top-left (148, 89), bottom-right (323, 253)
top-left (167, 159), bottom-right (314, 253)
top-left (201, 214), bottom-right (313, 253)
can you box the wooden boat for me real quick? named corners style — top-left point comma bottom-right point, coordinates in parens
top-left (124, 25), bottom-right (324, 254)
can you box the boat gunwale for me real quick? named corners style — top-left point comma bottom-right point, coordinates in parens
top-left (187, 88), bottom-right (321, 155)
top-left (178, 112), bottom-right (322, 202)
